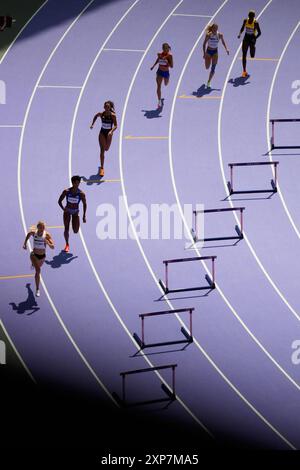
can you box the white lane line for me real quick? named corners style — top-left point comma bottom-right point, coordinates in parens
top-left (172, 13), bottom-right (212, 18)
top-left (18, 0), bottom-right (118, 405)
top-left (0, 0), bottom-right (49, 64)
top-left (119, 0), bottom-right (295, 450)
top-left (0, 319), bottom-right (36, 383)
top-left (217, 9), bottom-right (300, 322)
top-left (103, 48), bottom-right (145, 52)
top-left (266, 23), bottom-right (300, 239)
top-left (70, 0), bottom-right (213, 439)
top-left (38, 85), bottom-right (82, 89)
top-left (167, 0), bottom-right (296, 450)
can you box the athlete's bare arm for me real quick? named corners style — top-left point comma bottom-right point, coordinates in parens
top-left (150, 55), bottom-right (159, 70)
top-left (58, 189), bottom-right (67, 211)
top-left (203, 34), bottom-right (209, 56)
top-left (45, 232), bottom-right (55, 249)
top-left (23, 231), bottom-right (34, 249)
top-left (220, 33), bottom-right (229, 54)
top-left (238, 19), bottom-right (246, 38)
top-left (90, 112), bottom-right (102, 129)
top-left (81, 192), bottom-right (87, 223)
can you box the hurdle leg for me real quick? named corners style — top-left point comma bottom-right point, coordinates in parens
top-left (271, 121), bottom-right (275, 149)
top-left (141, 316), bottom-right (145, 344)
top-left (165, 262), bottom-right (169, 291)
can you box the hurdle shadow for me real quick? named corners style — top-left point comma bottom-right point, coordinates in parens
top-left (228, 75), bottom-right (250, 87)
top-left (185, 240), bottom-right (241, 250)
top-left (9, 283), bottom-right (40, 316)
top-left (131, 343), bottom-right (191, 358)
top-left (155, 289), bottom-right (214, 302)
top-left (45, 250), bottom-right (78, 268)
top-left (81, 173), bottom-right (104, 186)
top-left (141, 98), bottom-right (164, 118)
top-left (201, 239), bottom-right (241, 249)
top-left (222, 194), bottom-right (274, 202)
top-left (192, 84), bottom-right (221, 97)
top-left (263, 150), bottom-right (300, 156)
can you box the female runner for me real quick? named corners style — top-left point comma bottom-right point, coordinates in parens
top-left (23, 221), bottom-right (54, 297)
top-left (90, 101), bottom-right (117, 177)
top-left (151, 43), bottom-right (173, 108)
top-left (238, 10), bottom-right (261, 77)
top-left (203, 24), bottom-right (229, 88)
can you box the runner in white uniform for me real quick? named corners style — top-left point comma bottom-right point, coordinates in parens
top-left (23, 221), bottom-right (54, 297)
top-left (202, 24), bottom-right (229, 88)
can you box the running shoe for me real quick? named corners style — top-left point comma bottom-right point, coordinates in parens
top-left (157, 99), bottom-right (161, 108)
top-left (99, 167), bottom-right (104, 177)
top-left (36, 289), bottom-right (40, 297)
top-left (206, 81), bottom-right (211, 89)
top-left (64, 243), bottom-right (70, 253)
top-left (241, 71), bottom-right (248, 78)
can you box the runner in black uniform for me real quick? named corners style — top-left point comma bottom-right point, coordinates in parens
top-left (90, 101), bottom-right (117, 177)
top-left (58, 175), bottom-right (87, 253)
top-left (238, 10), bottom-right (261, 77)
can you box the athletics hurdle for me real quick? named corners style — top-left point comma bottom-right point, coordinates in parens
top-left (159, 256), bottom-right (216, 295)
top-left (112, 364), bottom-right (177, 407)
top-left (133, 308), bottom-right (194, 350)
top-left (270, 119), bottom-right (300, 150)
top-left (227, 161), bottom-right (278, 195)
top-left (191, 207), bottom-right (245, 243)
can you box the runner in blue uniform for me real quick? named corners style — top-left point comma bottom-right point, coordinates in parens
top-left (58, 176), bottom-right (87, 252)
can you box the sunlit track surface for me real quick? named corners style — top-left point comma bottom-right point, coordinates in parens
top-left (120, 0), bottom-right (297, 449)
top-left (2, 0), bottom-right (300, 451)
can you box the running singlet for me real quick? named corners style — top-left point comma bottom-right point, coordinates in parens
top-left (207, 33), bottom-right (219, 49)
top-left (66, 189), bottom-right (81, 213)
top-left (101, 113), bottom-right (113, 130)
top-left (158, 53), bottom-right (170, 68)
top-left (33, 230), bottom-right (46, 251)
top-left (245, 19), bottom-right (257, 36)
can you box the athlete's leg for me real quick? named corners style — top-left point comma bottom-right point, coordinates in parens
top-left (63, 211), bottom-right (71, 245)
top-left (208, 53), bottom-right (218, 84)
top-left (163, 76), bottom-right (169, 87)
top-left (242, 40), bottom-right (249, 72)
top-left (156, 74), bottom-right (163, 102)
top-left (71, 214), bottom-right (80, 234)
top-left (205, 53), bottom-right (212, 70)
top-left (250, 39), bottom-right (256, 58)
top-left (99, 132), bottom-right (106, 170)
top-left (105, 133), bottom-right (113, 151)
top-left (30, 253), bottom-right (44, 293)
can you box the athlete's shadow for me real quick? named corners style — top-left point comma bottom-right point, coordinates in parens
top-left (228, 76), bottom-right (250, 87)
top-left (45, 250), bottom-right (78, 268)
top-left (9, 283), bottom-right (40, 316)
top-left (81, 174), bottom-right (103, 186)
top-left (142, 99), bottom-right (164, 118)
top-left (192, 84), bottom-right (221, 97)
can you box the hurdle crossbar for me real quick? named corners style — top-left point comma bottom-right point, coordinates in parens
top-left (112, 364), bottom-right (177, 407)
top-left (227, 161), bottom-right (278, 195)
top-left (192, 207), bottom-right (245, 243)
top-left (159, 256), bottom-right (216, 294)
top-left (270, 119), bottom-right (300, 150)
top-left (133, 308), bottom-right (194, 350)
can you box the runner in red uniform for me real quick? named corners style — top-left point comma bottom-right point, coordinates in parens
top-left (151, 43), bottom-right (173, 108)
